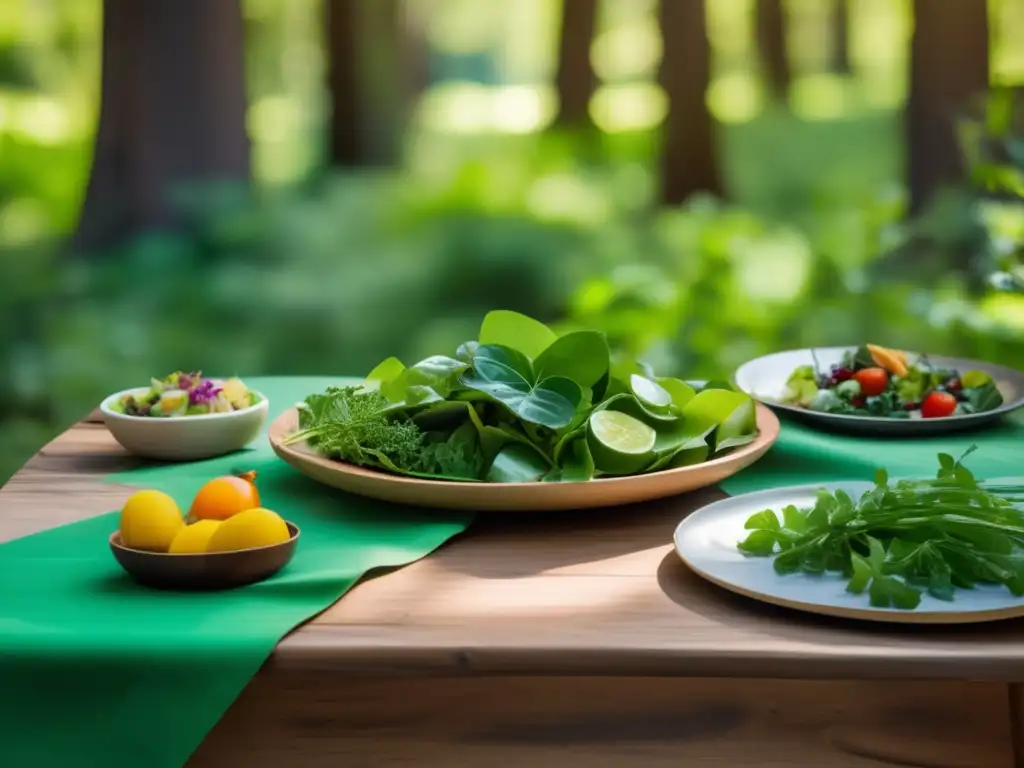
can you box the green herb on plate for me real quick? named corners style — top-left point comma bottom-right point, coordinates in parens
top-left (737, 447), bottom-right (1024, 609)
top-left (284, 310), bottom-right (760, 483)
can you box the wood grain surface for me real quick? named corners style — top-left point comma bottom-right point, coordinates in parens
top-left (5, 419), bottom-right (1024, 766)
top-left (189, 674), bottom-right (1015, 767)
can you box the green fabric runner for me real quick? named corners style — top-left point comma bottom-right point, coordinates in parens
top-left (0, 377), bottom-right (472, 768)
top-left (721, 410), bottom-right (1024, 495)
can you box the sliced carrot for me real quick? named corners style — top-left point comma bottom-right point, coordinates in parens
top-left (867, 343), bottom-right (909, 377)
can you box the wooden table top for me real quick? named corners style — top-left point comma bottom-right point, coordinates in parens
top-left (5, 417), bottom-right (1024, 682)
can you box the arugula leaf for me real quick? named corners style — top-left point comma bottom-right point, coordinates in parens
top-left (736, 449), bottom-right (1024, 610)
top-left (478, 309), bottom-right (557, 360)
top-left (460, 344), bottom-right (582, 429)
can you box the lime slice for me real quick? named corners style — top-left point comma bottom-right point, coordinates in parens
top-left (588, 409), bottom-right (656, 475)
top-left (630, 374), bottom-right (673, 410)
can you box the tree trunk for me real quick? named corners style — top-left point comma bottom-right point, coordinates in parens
top-left (325, 0), bottom-right (361, 166)
top-left (756, 0), bottom-right (790, 101)
top-left (907, 0), bottom-right (989, 213)
top-left (554, 0), bottom-right (598, 127)
top-left (74, 0), bottom-right (250, 251)
top-left (830, 0), bottom-right (851, 75)
top-left (325, 0), bottom-right (409, 167)
top-left (658, 0), bottom-right (722, 204)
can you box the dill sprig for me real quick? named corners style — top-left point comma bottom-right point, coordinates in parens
top-left (285, 386), bottom-right (425, 469)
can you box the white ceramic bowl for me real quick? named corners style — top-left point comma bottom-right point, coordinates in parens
top-left (99, 387), bottom-right (269, 461)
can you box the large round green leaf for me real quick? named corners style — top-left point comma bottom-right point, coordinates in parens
top-left (460, 344), bottom-right (582, 429)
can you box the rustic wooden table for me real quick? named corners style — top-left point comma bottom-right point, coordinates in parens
top-left (4, 416), bottom-right (1024, 767)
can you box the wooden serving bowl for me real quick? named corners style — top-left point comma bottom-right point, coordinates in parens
top-left (109, 522), bottom-right (300, 591)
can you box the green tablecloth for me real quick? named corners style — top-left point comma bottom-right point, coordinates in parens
top-left (721, 410), bottom-right (1024, 495)
top-left (0, 377), bottom-right (472, 768)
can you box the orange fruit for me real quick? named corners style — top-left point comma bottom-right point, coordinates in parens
top-left (205, 508), bottom-right (290, 553)
top-left (188, 470), bottom-right (260, 522)
top-left (866, 344), bottom-right (909, 378)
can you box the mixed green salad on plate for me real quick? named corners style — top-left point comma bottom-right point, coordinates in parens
top-left (284, 310), bottom-right (760, 483)
top-left (112, 372), bottom-right (260, 417)
top-left (782, 343), bottom-right (1003, 419)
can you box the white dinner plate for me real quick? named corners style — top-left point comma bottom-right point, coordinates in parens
top-left (674, 482), bottom-right (1024, 624)
top-left (734, 347), bottom-right (1024, 436)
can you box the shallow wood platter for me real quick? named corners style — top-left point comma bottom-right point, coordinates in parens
top-left (267, 404), bottom-right (780, 511)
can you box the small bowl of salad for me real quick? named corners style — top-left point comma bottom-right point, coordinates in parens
top-left (734, 345), bottom-right (1024, 435)
top-left (100, 372), bottom-right (269, 460)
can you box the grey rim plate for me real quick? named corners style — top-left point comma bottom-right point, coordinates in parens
top-left (734, 347), bottom-right (1024, 436)
top-left (674, 482), bottom-right (1024, 624)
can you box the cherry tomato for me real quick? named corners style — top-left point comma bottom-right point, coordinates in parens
top-left (921, 391), bottom-right (957, 418)
top-left (853, 367), bottom-right (889, 397)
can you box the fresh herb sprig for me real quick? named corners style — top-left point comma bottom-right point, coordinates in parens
top-left (284, 386), bottom-right (483, 480)
top-left (738, 447), bottom-right (1024, 609)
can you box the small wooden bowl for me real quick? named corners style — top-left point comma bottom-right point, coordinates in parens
top-left (109, 522), bottom-right (300, 591)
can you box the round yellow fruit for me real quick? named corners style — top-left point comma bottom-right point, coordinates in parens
top-left (168, 519), bottom-right (222, 554)
top-left (205, 507), bottom-right (289, 553)
top-left (119, 489), bottom-right (184, 552)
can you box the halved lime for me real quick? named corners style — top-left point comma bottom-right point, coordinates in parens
top-left (588, 409), bottom-right (657, 475)
top-left (630, 374), bottom-right (673, 410)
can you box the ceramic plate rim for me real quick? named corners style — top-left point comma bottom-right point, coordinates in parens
top-left (674, 482), bottom-right (1024, 624)
top-left (734, 347), bottom-right (1024, 426)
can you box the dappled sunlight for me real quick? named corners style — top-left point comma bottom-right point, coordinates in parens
top-left (431, 572), bottom-right (652, 620)
top-left (790, 74), bottom-right (849, 121)
top-left (492, 85), bottom-right (555, 134)
top-left (980, 293), bottom-right (1024, 334)
top-left (590, 83), bottom-right (666, 133)
top-left (708, 74), bottom-right (763, 124)
top-left (591, 18), bottom-right (662, 82)
top-left (418, 83), bottom-right (555, 135)
top-left (3, 94), bottom-right (78, 145)
top-left (730, 231), bottom-right (813, 303)
top-left (527, 173), bottom-right (612, 225)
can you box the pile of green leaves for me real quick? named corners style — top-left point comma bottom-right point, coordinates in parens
top-left (738, 447), bottom-right (1024, 609)
top-left (286, 310), bottom-right (759, 483)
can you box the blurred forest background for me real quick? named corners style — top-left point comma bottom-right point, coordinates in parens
top-left (1, 0), bottom-right (1024, 483)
